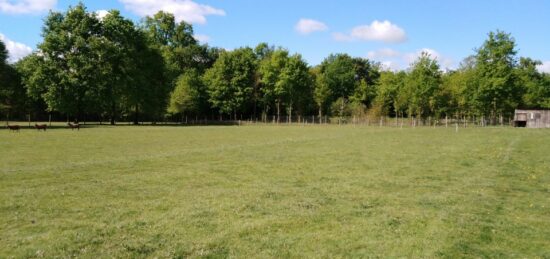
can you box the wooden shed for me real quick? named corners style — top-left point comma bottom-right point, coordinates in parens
top-left (514, 109), bottom-right (550, 128)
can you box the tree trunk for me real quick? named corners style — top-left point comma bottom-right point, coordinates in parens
top-left (253, 98), bottom-right (257, 119)
top-left (133, 105), bottom-right (139, 125)
top-left (276, 100), bottom-right (281, 123)
top-left (110, 101), bottom-right (116, 125)
top-left (289, 102), bottom-right (293, 124)
top-left (340, 97), bottom-right (345, 125)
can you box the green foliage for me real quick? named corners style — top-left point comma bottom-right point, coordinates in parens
top-left (350, 79), bottom-right (375, 111)
top-left (373, 71), bottom-right (406, 116)
top-left (319, 54), bottom-right (357, 100)
top-left (94, 10), bottom-right (141, 123)
top-left (0, 39), bottom-right (7, 63)
top-left (258, 48), bottom-right (289, 117)
top-left (441, 65), bottom-right (478, 116)
top-left (142, 11), bottom-right (214, 79)
top-left (350, 58), bottom-right (380, 108)
top-left (17, 4), bottom-right (168, 123)
top-left (254, 42), bottom-right (274, 60)
top-left (143, 11), bottom-right (196, 48)
top-left (280, 54), bottom-right (313, 116)
top-left (316, 54), bottom-right (380, 117)
top-left (125, 36), bottom-right (167, 123)
top-left (167, 69), bottom-right (205, 115)
top-left (0, 39), bottom-right (28, 116)
top-left (317, 54), bottom-right (358, 119)
top-left (405, 52), bottom-right (442, 118)
top-left (312, 67), bottom-right (332, 117)
top-left (204, 47), bottom-right (257, 117)
top-left (516, 57), bottom-right (550, 109)
top-left (474, 31), bottom-right (520, 117)
top-left (29, 3), bottom-right (104, 118)
top-left (5, 9), bottom-right (550, 123)
top-left (257, 48), bottom-right (312, 119)
top-left (330, 97), bottom-right (352, 117)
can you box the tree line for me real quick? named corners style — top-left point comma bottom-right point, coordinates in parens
top-left (1, 3), bottom-right (549, 125)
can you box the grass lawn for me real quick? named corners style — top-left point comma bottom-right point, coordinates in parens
top-left (1, 125), bottom-right (549, 258)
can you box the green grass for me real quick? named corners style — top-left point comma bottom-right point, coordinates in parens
top-left (1, 125), bottom-right (549, 258)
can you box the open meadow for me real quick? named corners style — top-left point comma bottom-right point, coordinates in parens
top-left (1, 125), bottom-right (549, 257)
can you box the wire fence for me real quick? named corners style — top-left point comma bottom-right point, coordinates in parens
top-left (235, 115), bottom-right (515, 128)
top-left (5, 115), bottom-right (517, 129)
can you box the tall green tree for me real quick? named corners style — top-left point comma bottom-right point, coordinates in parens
top-left (311, 66), bottom-right (331, 118)
top-left (516, 57), bottom-right (550, 109)
top-left (350, 58), bottom-right (380, 109)
top-left (125, 33), bottom-right (167, 124)
top-left (278, 54), bottom-right (312, 120)
top-left (23, 3), bottom-right (103, 121)
top-left (258, 48), bottom-right (289, 121)
top-left (319, 54), bottom-right (357, 118)
top-left (142, 11), bottom-right (216, 121)
top-left (0, 39), bottom-right (28, 120)
top-left (143, 11), bottom-right (210, 77)
top-left (445, 56), bottom-right (480, 117)
top-left (167, 69), bottom-right (206, 119)
top-left (0, 38), bottom-right (11, 114)
top-left (474, 31), bottom-right (520, 120)
top-left (405, 52), bottom-right (442, 118)
top-left (374, 71), bottom-right (405, 117)
top-left (94, 10), bottom-right (141, 124)
top-left (204, 48), bottom-right (257, 119)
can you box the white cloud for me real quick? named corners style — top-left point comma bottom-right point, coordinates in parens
top-left (334, 20), bottom-right (406, 43)
top-left (295, 19), bottom-right (328, 35)
top-left (193, 34), bottom-right (210, 43)
top-left (0, 33), bottom-right (32, 63)
top-left (119, 0), bottom-right (225, 24)
top-left (367, 47), bottom-right (455, 71)
top-left (0, 0), bottom-right (56, 14)
top-left (367, 48), bottom-right (400, 59)
top-left (95, 10), bottom-right (110, 20)
top-left (537, 61), bottom-right (550, 74)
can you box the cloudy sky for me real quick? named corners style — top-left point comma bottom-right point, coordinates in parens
top-left (0, 0), bottom-right (549, 72)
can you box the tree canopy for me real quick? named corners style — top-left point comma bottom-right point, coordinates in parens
top-left (4, 3), bottom-right (549, 124)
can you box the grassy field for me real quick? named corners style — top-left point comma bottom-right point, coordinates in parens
top-left (1, 125), bottom-right (549, 258)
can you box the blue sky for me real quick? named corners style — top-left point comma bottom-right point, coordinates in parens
top-left (1, 0), bottom-right (549, 71)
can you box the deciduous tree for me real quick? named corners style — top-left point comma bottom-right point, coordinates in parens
top-left (204, 48), bottom-right (257, 119)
